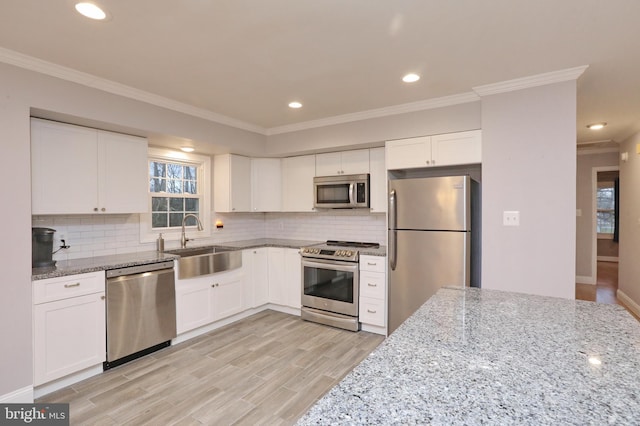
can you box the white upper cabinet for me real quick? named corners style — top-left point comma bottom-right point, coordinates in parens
top-left (315, 149), bottom-right (369, 176)
top-left (213, 154), bottom-right (251, 212)
top-left (385, 130), bottom-right (481, 170)
top-left (282, 155), bottom-right (316, 212)
top-left (31, 118), bottom-right (148, 214)
top-left (251, 158), bottom-right (282, 212)
top-left (368, 147), bottom-right (386, 213)
top-left (431, 130), bottom-right (482, 167)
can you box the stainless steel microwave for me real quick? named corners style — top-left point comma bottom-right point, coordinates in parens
top-left (313, 174), bottom-right (370, 209)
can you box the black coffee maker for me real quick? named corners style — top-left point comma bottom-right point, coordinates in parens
top-left (32, 227), bottom-right (56, 268)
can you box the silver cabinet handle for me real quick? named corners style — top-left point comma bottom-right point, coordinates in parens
top-left (367, 262), bottom-right (377, 266)
top-left (367, 309), bottom-right (377, 314)
top-left (64, 283), bottom-right (80, 288)
top-left (367, 283), bottom-right (377, 287)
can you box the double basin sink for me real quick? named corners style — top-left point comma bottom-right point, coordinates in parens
top-left (165, 246), bottom-right (242, 279)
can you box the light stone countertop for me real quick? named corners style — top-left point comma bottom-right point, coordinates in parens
top-left (298, 287), bottom-right (640, 425)
top-left (34, 238), bottom-right (384, 280)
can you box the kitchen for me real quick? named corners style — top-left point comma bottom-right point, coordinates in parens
top-left (3, 1), bottom-right (640, 424)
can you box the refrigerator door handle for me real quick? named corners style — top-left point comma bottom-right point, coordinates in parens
top-left (389, 189), bottom-right (397, 270)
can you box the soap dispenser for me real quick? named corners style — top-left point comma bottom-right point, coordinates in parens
top-left (157, 233), bottom-right (165, 253)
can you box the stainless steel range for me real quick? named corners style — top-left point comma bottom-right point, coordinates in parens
top-left (300, 240), bottom-right (380, 331)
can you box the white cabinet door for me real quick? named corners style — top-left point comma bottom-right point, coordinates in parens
top-left (176, 277), bottom-right (213, 334)
top-left (284, 248), bottom-right (302, 309)
top-left (369, 147), bottom-right (386, 213)
top-left (31, 119), bottom-right (99, 214)
top-left (98, 131), bottom-right (149, 213)
top-left (282, 155), bottom-right (316, 212)
top-left (315, 152), bottom-right (342, 176)
top-left (316, 150), bottom-right (370, 176)
top-left (340, 149), bottom-right (370, 175)
top-left (267, 247), bottom-right (286, 305)
top-left (385, 136), bottom-right (431, 170)
top-left (251, 248), bottom-right (269, 307)
top-left (214, 154), bottom-right (251, 212)
top-left (431, 130), bottom-right (481, 167)
top-left (30, 118), bottom-right (149, 214)
top-left (251, 158), bottom-right (282, 212)
top-left (212, 269), bottom-right (244, 321)
top-left (33, 292), bottom-right (106, 386)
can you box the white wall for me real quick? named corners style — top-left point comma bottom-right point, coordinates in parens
top-left (480, 81), bottom-right (577, 299)
top-left (575, 151), bottom-right (619, 280)
top-left (618, 131), bottom-right (640, 309)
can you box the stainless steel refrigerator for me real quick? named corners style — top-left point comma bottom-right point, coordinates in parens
top-left (388, 175), bottom-right (480, 334)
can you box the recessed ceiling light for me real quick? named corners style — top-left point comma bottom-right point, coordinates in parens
top-left (288, 101), bottom-right (302, 109)
top-left (180, 146), bottom-right (195, 153)
top-left (402, 73), bottom-right (420, 83)
top-left (75, 2), bottom-right (107, 20)
top-left (587, 122), bottom-right (607, 130)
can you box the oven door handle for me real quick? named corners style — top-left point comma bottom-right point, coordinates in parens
top-left (301, 258), bottom-right (359, 273)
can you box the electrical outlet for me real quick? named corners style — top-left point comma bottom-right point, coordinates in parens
top-left (503, 211), bottom-right (520, 226)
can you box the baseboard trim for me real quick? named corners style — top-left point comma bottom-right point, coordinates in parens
top-left (34, 365), bottom-right (103, 399)
top-left (576, 275), bottom-right (596, 285)
top-left (360, 323), bottom-right (387, 336)
top-left (0, 385), bottom-right (34, 403)
top-left (617, 290), bottom-right (640, 319)
top-left (597, 256), bottom-right (619, 263)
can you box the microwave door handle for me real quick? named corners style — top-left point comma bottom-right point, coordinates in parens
top-left (389, 189), bottom-right (397, 270)
top-left (349, 183), bottom-right (355, 206)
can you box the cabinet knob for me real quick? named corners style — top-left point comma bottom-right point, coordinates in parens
top-left (232, 208), bottom-right (236, 211)
top-left (94, 207), bottom-right (98, 212)
top-left (425, 160), bottom-right (430, 165)
top-left (101, 207), bottom-right (106, 212)
top-left (211, 283), bottom-right (219, 287)
top-left (101, 295), bottom-right (105, 300)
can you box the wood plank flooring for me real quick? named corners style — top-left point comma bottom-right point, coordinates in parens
top-left (37, 310), bottom-right (384, 425)
top-left (576, 261), bottom-right (620, 305)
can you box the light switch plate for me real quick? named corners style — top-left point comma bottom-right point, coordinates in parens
top-left (503, 211), bottom-right (520, 226)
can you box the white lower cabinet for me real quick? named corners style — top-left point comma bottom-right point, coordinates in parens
top-left (33, 271), bottom-right (106, 386)
top-left (243, 248), bottom-right (269, 308)
top-left (359, 255), bottom-right (387, 331)
top-left (176, 268), bottom-right (245, 334)
top-left (267, 247), bottom-right (302, 309)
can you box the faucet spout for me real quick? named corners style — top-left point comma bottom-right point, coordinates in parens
top-left (181, 214), bottom-right (204, 248)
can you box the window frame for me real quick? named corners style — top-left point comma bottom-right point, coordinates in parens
top-left (139, 148), bottom-right (211, 244)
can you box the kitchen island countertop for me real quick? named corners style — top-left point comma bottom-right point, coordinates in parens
top-left (298, 287), bottom-right (640, 425)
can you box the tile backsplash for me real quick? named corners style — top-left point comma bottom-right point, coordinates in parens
top-left (32, 210), bottom-right (386, 262)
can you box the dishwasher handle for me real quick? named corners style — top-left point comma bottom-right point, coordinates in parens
top-left (106, 260), bottom-right (174, 278)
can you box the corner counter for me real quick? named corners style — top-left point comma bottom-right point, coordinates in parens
top-left (298, 287), bottom-right (640, 425)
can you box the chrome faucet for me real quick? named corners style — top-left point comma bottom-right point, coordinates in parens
top-left (181, 214), bottom-right (204, 248)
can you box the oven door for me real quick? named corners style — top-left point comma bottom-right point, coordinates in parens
top-left (301, 257), bottom-right (359, 317)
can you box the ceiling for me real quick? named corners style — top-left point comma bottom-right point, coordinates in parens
top-left (1, 0), bottom-right (639, 146)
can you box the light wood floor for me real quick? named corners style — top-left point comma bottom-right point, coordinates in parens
top-left (575, 261), bottom-right (620, 305)
top-left (37, 310), bottom-right (384, 425)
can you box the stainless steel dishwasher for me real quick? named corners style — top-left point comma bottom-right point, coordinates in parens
top-left (104, 261), bottom-right (176, 369)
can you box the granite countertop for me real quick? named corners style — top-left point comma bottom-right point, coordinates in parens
top-left (31, 238), bottom-right (337, 280)
top-left (298, 287), bottom-right (640, 425)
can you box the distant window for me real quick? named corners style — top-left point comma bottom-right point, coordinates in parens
top-left (596, 184), bottom-right (615, 237)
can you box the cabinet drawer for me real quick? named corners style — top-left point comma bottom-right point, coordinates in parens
top-left (33, 271), bottom-right (105, 304)
top-left (360, 271), bottom-right (385, 299)
top-left (359, 297), bottom-right (385, 327)
top-left (360, 255), bottom-right (386, 273)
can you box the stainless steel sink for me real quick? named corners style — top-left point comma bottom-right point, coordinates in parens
top-left (166, 246), bottom-right (241, 279)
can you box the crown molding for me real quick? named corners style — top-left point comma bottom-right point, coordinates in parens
top-left (473, 65), bottom-right (589, 97)
top-left (577, 147), bottom-right (620, 156)
top-left (0, 47), bottom-right (267, 135)
top-left (266, 92), bottom-right (480, 135)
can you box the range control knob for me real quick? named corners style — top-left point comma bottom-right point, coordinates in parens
top-left (346, 251), bottom-right (353, 257)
